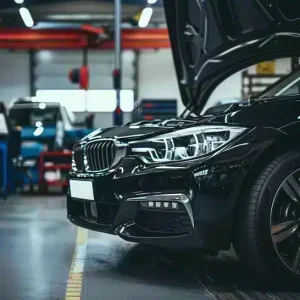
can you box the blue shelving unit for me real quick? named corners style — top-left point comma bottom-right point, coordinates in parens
top-left (133, 99), bottom-right (178, 122)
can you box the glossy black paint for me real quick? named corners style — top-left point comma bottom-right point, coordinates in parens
top-left (164, 0), bottom-right (300, 112)
top-left (67, 98), bottom-right (300, 251)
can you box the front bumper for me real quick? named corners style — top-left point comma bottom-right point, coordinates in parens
top-left (67, 149), bottom-right (245, 249)
top-left (67, 191), bottom-right (205, 248)
top-left (67, 127), bottom-right (283, 249)
top-left (67, 163), bottom-right (205, 247)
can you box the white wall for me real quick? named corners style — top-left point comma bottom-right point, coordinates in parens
top-left (34, 50), bottom-right (135, 128)
top-left (0, 48), bottom-right (242, 118)
top-left (138, 49), bottom-right (184, 114)
top-left (138, 52), bottom-right (297, 114)
top-left (204, 58), bottom-right (292, 111)
top-left (0, 50), bottom-right (30, 106)
top-left (203, 72), bottom-right (243, 112)
top-left (75, 111), bottom-right (131, 128)
top-left (0, 48), bottom-right (293, 125)
top-left (35, 50), bottom-right (135, 90)
top-left (0, 49), bottom-right (133, 129)
top-left (137, 49), bottom-right (244, 115)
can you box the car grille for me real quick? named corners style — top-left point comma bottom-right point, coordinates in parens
top-left (73, 144), bottom-right (83, 172)
top-left (86, 140), bottom-right (117, 172)
top-left (136, 211), bottom-right (193, 234)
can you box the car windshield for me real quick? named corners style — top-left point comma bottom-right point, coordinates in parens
top-left (257, 69), bottom-right (300, 99)
top-left (9, 106), bottom-right (59, 127)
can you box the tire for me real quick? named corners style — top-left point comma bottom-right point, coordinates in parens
top-left (234, 150), bottom-right (300, 284)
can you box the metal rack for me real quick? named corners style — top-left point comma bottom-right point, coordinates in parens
top-left (242, 58), bottom-right (299, 97)
top-left (242, 70), bottom-right (286, 98)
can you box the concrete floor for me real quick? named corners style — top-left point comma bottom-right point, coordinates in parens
top-left (0, 195), bottom-right (300, 300)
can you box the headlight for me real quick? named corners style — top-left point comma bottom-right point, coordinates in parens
top-left (129, 126), bottom-right (246, 164)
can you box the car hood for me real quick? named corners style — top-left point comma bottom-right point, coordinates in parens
top-left (81, 96), bottom-right (300, 143)
top-left (81, 119), bottom-right (198, 143)
top-left (164, 0), bottom-right (300, 114)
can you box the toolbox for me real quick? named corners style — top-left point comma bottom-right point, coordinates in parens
top-left (38, 151), bottom-right (72, 193)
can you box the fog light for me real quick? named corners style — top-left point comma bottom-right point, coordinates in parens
top-left (172, 202), bottom-right (178, 209)
top-left (163, 202), bottom-right (169, 208)
top-left (90, 203), bottom-right (97, 219)
top-left (155, 202), bottom-right (161, 208)
top-left (143, 201), bottom-right (179, 210)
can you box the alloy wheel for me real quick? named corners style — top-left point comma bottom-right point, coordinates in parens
top-left (271, 169), bottom-right (300, 276)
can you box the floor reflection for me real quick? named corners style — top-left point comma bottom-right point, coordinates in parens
top-left (85, 234), bottom-right (300, 300)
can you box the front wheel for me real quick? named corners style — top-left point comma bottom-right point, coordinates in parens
top-left (234, 151), bottom-right (300, 284)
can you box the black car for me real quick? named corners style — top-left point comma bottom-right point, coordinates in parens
top-left (67, 1), bottom-right (300, 282)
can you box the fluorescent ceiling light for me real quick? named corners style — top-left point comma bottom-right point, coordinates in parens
top-left (138, 7), bottom-right (153, 28)
top-left (19, 7), bottom-right (34, 28)
top-left (147, 0), bottom-right (157, 4)
top-left (14, 0), bottom-right (24, 4)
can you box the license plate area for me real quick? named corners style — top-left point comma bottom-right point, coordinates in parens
top-left (70, 180), bottom-right (94, 201)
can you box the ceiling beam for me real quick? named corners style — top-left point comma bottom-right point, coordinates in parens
top-left (0, 27), bottom-right (170, 50)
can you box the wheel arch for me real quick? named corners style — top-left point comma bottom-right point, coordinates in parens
top-left (232, 133), bottom-right (300, 240)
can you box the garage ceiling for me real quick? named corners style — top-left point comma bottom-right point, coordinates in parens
top-left (0, 0), bottom-right (166, 27)
top-left (0, 0), bottom-right (163, 9)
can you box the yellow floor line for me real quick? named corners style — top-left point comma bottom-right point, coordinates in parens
top-left (65, 227), bottom-right (88, 300)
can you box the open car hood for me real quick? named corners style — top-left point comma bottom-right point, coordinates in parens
top-left (164, 0), bottom-right (300, 113)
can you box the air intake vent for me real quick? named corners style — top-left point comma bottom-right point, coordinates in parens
top-left (86, 140), bottom-right (117, 171)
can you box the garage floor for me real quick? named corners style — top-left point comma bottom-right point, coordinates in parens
top-left (1, 196), bottom-right (300, 300)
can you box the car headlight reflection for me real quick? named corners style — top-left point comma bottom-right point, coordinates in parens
top-left (129, 126), bottom-right (246, 164)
